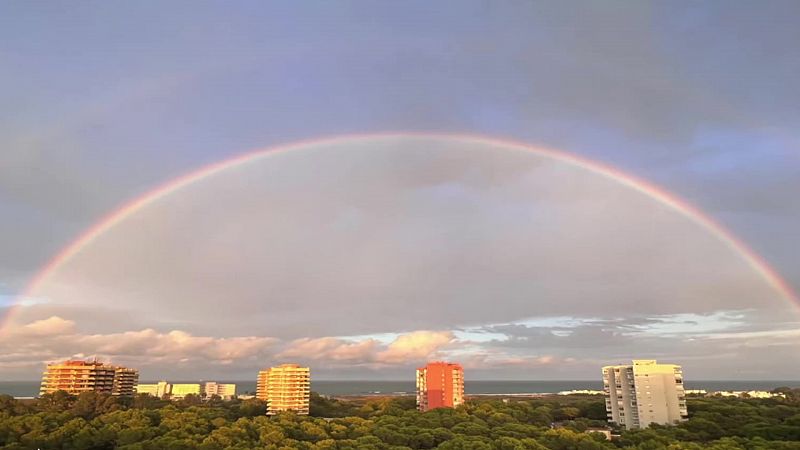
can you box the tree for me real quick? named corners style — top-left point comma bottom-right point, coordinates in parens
top-left (0, 395), bottom-right (29, 415)
top-left (237, 399), bottom-right (267, 417)
top-left (37, 390), bottom-right (75, 413)
top-left (1, 392), bottom-right (799, 449)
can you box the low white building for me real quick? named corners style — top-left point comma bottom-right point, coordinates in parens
top-left (170, 383), bottom-right (201, 400)
top-left (558, 390), bottom-right (604, 396)
top-left (713, 390), bottom-right (785, 399)
top-left (204, 382), bottom-right (237, 400)
top-left (136, 381), bottom-right (171, 398)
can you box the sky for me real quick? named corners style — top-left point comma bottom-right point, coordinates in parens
top-left (1, 1), bottom-right (799, 381)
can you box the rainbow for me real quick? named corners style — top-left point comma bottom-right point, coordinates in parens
top-left (7, 133), bottom-right (798, 329)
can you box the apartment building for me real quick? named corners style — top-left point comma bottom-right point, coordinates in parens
top-left (136, 381), bottom-right (171, 398)
top-left (603, 359), bottom-right (688, 429)
top-left (204, 382), bottom-right (237, 400)
top-left (40, 360), bottom-right (138, 396)
top-left (170, 383), bottom-right (201, 400)
top-left (111, 367), bottom-right (140, 396)
top-left (416, 362), bottom-right (464, 412)
top-left (257, 364), bottom-right (311, 415)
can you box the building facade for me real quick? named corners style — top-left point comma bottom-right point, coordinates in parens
top-left (111, 367), bottom-right (140, 396)
top-left (170, 383), bottom-right (201, 400)
top-left (416, 362), bottom-right (464, 412)
top-left (257, 364), bottom-right (311, 415)
top-left (136, 381), bottom-right (171, 398)
top-left (603, 359), bottom-right (688, 429)
top-left (204, 382), bottom-right (237, 400)
top-left (40, 360), bottom-right (137, 396)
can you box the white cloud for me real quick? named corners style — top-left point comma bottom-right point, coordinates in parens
top-left (0, 317), bottom-right (458, 377)
top-left (377, 331), bottom-right (455, 364)
top-left (20, 316), bottom-right (76, 336)
top-left (0, 317), bottom-right (278, 372)
top-left (277, 337), bottom-right (379, 362)
top-left (276, 330), bottom-right (456, 366)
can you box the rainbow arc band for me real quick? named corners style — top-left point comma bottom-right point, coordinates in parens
top-left (8, 133), bottom-right (798, 328)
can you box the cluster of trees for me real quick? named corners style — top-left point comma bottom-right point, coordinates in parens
top-left (1, 389), bottom-right (799, 449)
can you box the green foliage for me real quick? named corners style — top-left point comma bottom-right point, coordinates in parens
top-left (0, 391), bottom-right (799, 449)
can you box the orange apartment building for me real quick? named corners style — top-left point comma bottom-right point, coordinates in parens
top-left (40, 360), bottom-right (138, 396)
top-left (256, 363), bottom-right (311, 415)
top-left (416, 362), bottom-right (465, 412)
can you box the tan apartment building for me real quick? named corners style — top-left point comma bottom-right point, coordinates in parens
top-left (40, 360), bottom-right (138, 396)
top-left (603, 359), bottom-right (688, 429)
top-left (111, 367), bottom-right (139, 396)
top-left (257, 364), bottom-right (310, 415)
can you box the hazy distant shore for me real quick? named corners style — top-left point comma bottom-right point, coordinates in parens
top-left (3, 380), bottom-right (798, 399)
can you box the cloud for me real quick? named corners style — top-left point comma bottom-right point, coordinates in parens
top-left (14, 137), bottom-right (790, 341)
top-left (19, 316), bottom-right (76, 336)
top-left (0, 317), bottom-right (458, 378)
top-left (277, 337), bottom-right (379, 362)
top-left (4, 136), bottom-right (796, 379)
top-left (0, 317), bottom-right (278, 374)
top-left (377, 331), bottom-right (455, 364)
top-left (3, 307), bottom-right (800, 380)
top-left (1, 3), bottom-right (799, 380)
top-left (277, 330), bottom-right (455, 366)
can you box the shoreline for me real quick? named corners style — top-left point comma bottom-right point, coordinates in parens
top-left (4, 379), bottom-right (798, 400)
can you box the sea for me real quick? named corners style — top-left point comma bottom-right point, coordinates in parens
top-left (2, 380), bottom-right (798, 399)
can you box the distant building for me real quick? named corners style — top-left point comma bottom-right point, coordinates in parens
top-left (684, 389), bottom-right (707, 395)
top-left (204, 382), bottom-right (236, 400)
top-left (586, 428), bottom-right (613, 440)
top-left (713, 390), bottom-right (785, 399)
top-left (257, 364), bottom-right (310, 415)
top-left (603, 360), bottom-right (687, 429)
top-left (557, 389), bottom-right (604, 396)
top-left (170, 383), bottom-right (201, 400)
top-left (111, 367), bottom-right (139, 396)
top-left (136, 381), bottom-right (171, 398)
top-left (40, 360), bottom-right (138, 396)
top-left (416, 362), bottom-right (464, 412)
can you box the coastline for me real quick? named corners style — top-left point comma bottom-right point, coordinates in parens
top-left (4, 379), bottom-right (798, 400)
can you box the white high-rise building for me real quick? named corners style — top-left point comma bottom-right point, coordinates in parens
top-left (602, 360), bottom-right (688, 429)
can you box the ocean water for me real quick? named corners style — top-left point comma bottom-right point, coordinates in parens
top-left (2, 380), bottom-right (798, 399)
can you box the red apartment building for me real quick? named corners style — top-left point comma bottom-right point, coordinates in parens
top-left (416, 362), bottom-right (464, 412)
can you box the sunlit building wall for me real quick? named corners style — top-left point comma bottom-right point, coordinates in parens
top-left (170, 383), bottom-right (201, 400)
top-left (135, 381), bottom-right (171, 398)
top-left (111, 367), bottom-right (139, 396)
top-left (603, 360), bottom-right (688, 429)
top-left (40, 360), bottom-right (117, 396)
top-left (204, 382), bottom-right (237, 400)
top-left (416, 362), bottom-right (464, 412)
top-left (257, 364), bottom-right (310, 415)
